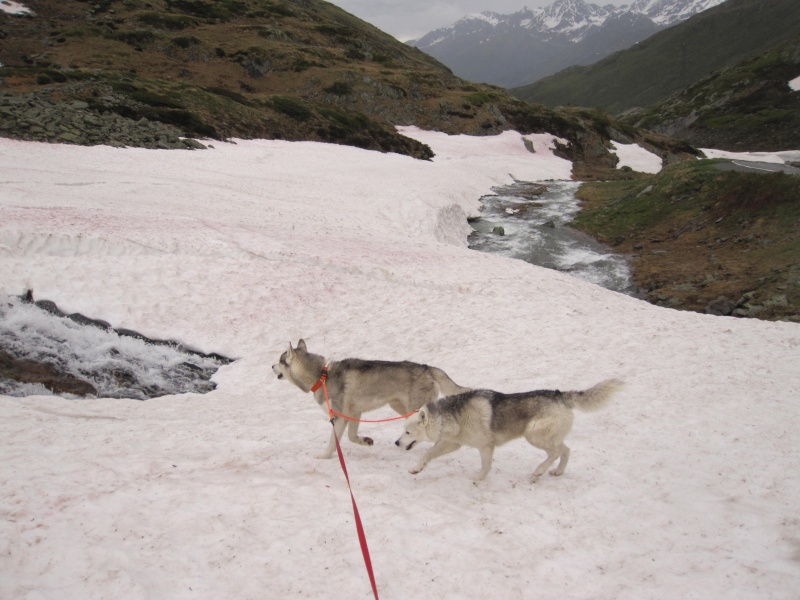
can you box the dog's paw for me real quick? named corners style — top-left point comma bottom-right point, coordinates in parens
top-left (409, 466), bottom-right (422, 475)
top-left (549, 469), bottom-right (564, 477)
top-left (316, 453), bottom-right (334, 460)
top-left (360, 436), bottom-right (374, 446)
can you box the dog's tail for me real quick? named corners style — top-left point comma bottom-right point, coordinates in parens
top-left (429, 366), bottom-right (471, 397)
top-left (568, 378), bottom-right (624, 412)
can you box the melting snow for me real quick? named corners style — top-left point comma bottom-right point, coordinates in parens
top-left (0, 0), bottom-right (32, 16)
top-left (1, 129), bottom-right (799, 600)
top-left (610, 141), bottom-right (663, 174)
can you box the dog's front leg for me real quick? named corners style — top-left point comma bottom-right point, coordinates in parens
top-left (346, 415), bottom-right (373, 447)
top-left (474, 446), bottom-right (495, 481)
top-left (410, 441), bottom-right (461, 475)
top-left (318, 417), bottom-right (348, 459)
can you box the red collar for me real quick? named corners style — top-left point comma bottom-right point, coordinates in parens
top-left (310, 366), bottom-right (328, 392)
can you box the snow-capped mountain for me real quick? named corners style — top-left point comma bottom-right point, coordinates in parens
top-left (629, 0), bottom-right (727, 25)
top-left (410, 0), bottom-right (727, 88)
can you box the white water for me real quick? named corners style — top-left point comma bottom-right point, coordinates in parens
top-left (468, 181), bottom-right (634, 293)
top-left (0, 294), bottom-right (229, 399)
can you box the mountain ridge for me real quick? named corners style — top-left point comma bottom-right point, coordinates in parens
top-left (621, 35), bottom-right (800, 152)
top-left (410, 0), bottom-right (726, 88)
top-left (510, 0), bottom-right (800, 117)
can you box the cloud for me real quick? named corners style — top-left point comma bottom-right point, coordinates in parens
top-left (330, 0), bottom-right (538, 40)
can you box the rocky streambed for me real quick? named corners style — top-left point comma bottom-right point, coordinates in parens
top-left (468, 181), bottom-right (635, 294)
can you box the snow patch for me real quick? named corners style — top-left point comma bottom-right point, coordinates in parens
top-left (610, 141), bottom-right (663, 174)
top-left (465, 11), bottom-right (501, 26)
top-left (1, 131), bottom-right (799, 600)
top-left (701, 148), bottom-right (800, 164)
top-left (0, 0), bottom-right (33, 15)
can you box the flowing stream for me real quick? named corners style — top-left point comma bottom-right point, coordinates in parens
top-left (2, 181), bottom-right (628, 400)
top-left (468, 181), bottom-right (633, 294)
top-left (0, 294), bottom-right (232, 399)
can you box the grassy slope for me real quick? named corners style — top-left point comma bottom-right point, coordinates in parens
top-left (572, 162), bottom-right (800, 320)
top-left (622, 36), bottom-right (800, 151)
top-left (510, 0), bottom-right (800, 115)
top-left (0, 0), bottom-right (688, 167)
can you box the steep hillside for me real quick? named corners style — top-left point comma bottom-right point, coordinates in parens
top-left (0, 0), bottom-right (694, 172)
top-left (511, 0), bottom-right (800, 115)
top-left (621, 36), bottom-right (800, 151)
top-left (573, 161), bottom-right (800, 321)
top-left (410, 0), bottom-right (723, 89)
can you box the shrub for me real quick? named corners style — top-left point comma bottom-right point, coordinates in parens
top-left (270, 96), bottom-right (312, 121)
top-left (107, 30), bottom-right (157, 46)
top-left (463, 92), bottom-right (492, 107)
top-left (166, 0), bottom-right (247, 21)
top-left (137, 12), bottom-right (197, 30)
top-left (206, 86), bottom-right (252, 106)
top-left (171, 36), bottom-right (201, 49)
top-left (324, 81), bottom-right (352, 96)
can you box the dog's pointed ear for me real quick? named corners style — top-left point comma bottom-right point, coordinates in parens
top-left (419, 407), bottom-right (428, 425)
top-left (286, 342), bottom-right (295, 360)
top-left (297, 339), bottom-right (307, 352)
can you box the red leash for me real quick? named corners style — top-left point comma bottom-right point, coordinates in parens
top-left (331, 423), bottom-right (380, 600)
top-left (317, 368), bottom-right (380, 600)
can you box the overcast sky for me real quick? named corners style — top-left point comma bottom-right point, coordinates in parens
top-left (327, 0), bottom-right (632, 41)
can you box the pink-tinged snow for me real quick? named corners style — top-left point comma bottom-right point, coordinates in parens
top-left (701, 147), bottom-right (800, 165)
top-left (1, 128), bottom-right (799, 600)
top-left (610, 141), bottom-right (663, 174)
top-left (0, 0), bottom-right (32, 16)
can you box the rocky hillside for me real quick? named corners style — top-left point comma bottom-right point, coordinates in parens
top-left (620, 36), bottom-right (800, 152)
top-left (0, 0), bottom-right (695, 174)
top-left (511, 0), bottom-right (800, 115)
top-left (410, 0), bottom-right (724, 89)
top-left (573, 161), bottom-right (800, 322)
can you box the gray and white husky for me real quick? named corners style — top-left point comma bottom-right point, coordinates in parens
top-left (395, 379), bottom-right (623, 481)
top-left (272, 339), bottom-right (470, 459)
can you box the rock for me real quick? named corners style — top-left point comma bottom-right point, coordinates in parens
top-left (181, 138), bottom-right (208, 150)
top-left (736, 291), bottom-right (756, 306)
top-left (68, 312), bottom-right (111, 330)
top-left (492, 226), bottom-right (505, 236)
top-left (764, 294), bottom-right (788, 308)
top-left (33, 299), bottom-right (65, 316)
top-left (705, 296), bottom-right (735, 316)
top-left (0, 86), bottom-right (207, 150)
top-left (0, 349), bottom-right (98, 396)
top-left (636, 185), bottom-right (654, 197)
top-left (2, 292), bottom-right (234, 399)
